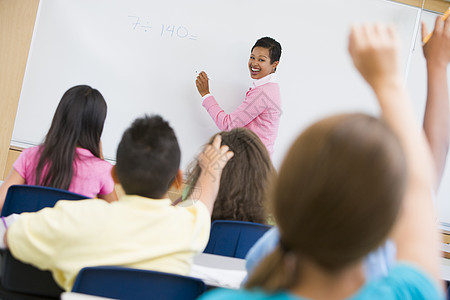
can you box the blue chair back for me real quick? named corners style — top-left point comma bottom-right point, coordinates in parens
top-left (0, 185), bottom-right (87, 298)
top-left (204, 220), bottom-right (272, 258)
top-left (72, 266), bottom-right (206, 300)
top-left (1, 185), bottom-right (87, 216)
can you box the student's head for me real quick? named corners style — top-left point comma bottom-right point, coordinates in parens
top-left (185, 128), bottom-right (275, 223)
top-left (246, 113), bottom-right (407, 291)
top-left (36, 85), bottom-right (107, 189)
top-left (115, 115), bottom-right (181, 199)
top-left (249, 37), bottom-right (282, 80)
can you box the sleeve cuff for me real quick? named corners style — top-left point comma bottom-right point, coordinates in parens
top-left (202, 94), bottom-right (212, 101)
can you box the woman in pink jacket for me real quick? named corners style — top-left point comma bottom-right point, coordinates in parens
top-left (196, 37), bottom-right (282, 156)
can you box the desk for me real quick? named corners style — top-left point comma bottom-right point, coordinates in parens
top-left (192, 252), bottom-right (450, 287)
top-left (190, 253), bottom-right (247, 289)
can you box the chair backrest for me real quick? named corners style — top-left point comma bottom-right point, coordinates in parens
top-left (1, 184), bottom-right (87, 216)
top-left (72, 266), bottom-right (206, 300)
top-left (0, 185), bottom-right (87, 297)
top-left (204, 220), bottom-right (272, 258)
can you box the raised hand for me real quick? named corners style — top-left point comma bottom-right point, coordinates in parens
top-left (194, 134), bottom-right (234, 213)
top-left (348, 24), bottom-right (402, 90)
top-left (422, 14), bottom-right (450, 68)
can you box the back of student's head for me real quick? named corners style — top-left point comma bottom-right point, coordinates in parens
top-left (185, 128), bottom-right (275, 223)
top-left (252, 37), bottom-right (282, 64)
top-left (246, 113), bottom-right (407, 291)
top-left (36, 85), bottom-right (107, 189)
top-left (116, 115), bottom-right (181, 199)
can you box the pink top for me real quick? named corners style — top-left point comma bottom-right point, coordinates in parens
top-left (202, 74), bottom-right (281, 155)
top-left (13, 146), bottom-right (114, 198)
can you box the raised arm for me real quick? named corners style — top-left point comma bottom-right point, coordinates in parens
top-left (422, 16), bottom-right (450, 191)
top-left (191, 134), bottom-right (233, 214)
top-left (349, 24), bottom-right (439, 282)
top-left (196, 72), bottom-right (279, 131)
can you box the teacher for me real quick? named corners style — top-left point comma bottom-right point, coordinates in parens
top-left (195, 37), bottom-right (282, 156)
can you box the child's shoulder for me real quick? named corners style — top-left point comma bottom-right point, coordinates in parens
top-left (18, 145), bottom-right (42, 161)
top-left (21, 145), bottom-right (41, 155)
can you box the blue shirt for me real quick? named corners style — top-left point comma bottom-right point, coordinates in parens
top-left (245, 227), bottom-right (396, 282)
top-left (199, 264), bottom-right (443, 300)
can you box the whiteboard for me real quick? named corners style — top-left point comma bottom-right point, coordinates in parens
top-left (12, 0), bottom-right (421, 169)
top-left (18, 0), bottom-right (450, 222)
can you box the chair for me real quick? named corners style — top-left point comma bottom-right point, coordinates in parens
top-left (1, 184), bottom-right (87, 216)
top-left (72, 266), bottom-right (206, 300)
top-left (204, 220), bottom-right (272, 259)
top-left (0, 185), bottom-right (87, 299)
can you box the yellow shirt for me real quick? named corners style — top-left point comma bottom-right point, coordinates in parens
top-left (7, 195), bottom-right (210, 291)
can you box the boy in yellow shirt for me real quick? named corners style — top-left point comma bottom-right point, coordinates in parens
top-left (3, 115), bottom-right (233, 291)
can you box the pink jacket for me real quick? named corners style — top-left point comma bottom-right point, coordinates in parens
top-left (202, 81), bottom-right (281, 155)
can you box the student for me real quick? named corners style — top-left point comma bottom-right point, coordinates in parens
top-left (0, 85), bottom-right (117, 208)
top-left (199, 24), bottom-right (442, 299)
top-left (2, 115), bottom-right (233, 291)
top-left (196, 37), bottom-right (282, 155)
top-left (184, 128), bottom-right (276, 224)
top-left (243, 14), bottom-right (450, 283)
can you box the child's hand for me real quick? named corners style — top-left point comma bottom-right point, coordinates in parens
top-left (195, 71), bottom-right (210, 97)
top-left (198, 134), bottom-right (234, 181)
top-left (195, 135), bottom-right (234, 213)
top-left (422, 16), bottom-right (450, 68)
top-left (348, 24), bottom-right (402, 90)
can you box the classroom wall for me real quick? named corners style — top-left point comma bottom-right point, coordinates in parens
top-left (3, 148), bottom-right (21, 180)
top-left (0, 0), bottom-right (40, 180)
top-left (0, 0), bottom-right (448, 180)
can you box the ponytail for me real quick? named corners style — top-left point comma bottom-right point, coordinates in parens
top-left (245, 245), bottom-right (300, 292)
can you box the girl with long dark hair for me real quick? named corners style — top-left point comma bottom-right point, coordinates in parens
top-left (0, 85), bottom-right (117, 209)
